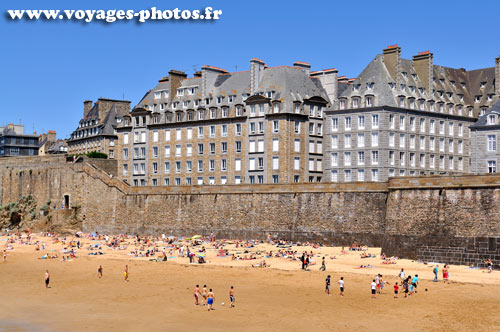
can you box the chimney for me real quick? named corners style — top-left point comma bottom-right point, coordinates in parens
top-left (83, 100), bottom-right (93, 117)
top-left (311, 68), bottom-right (338, 104)
top-left (201, 65), bottom-right (227, 98)
top-left (193, 71), bottom-right (202, 78)
top-left (383, 44), bottom-right (402, 89)
top-left (496, 55), bottom-right (500, 95)
top-left (168, 70), bottom-right (188, 103)
top-left (250, 58), bottom-right (266, 95)
top-left (47, 130), bottom-right (57, 142)
top-left (293, 61), bottom-right (311, 76)
top-left (413, 51), bottom-right (433, 97)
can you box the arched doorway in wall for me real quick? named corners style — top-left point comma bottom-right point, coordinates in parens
top-left (64, 195), bottom-right (70, 209)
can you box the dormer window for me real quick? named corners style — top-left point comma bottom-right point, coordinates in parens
top-left (480, 81), bottom-right (487, 88)
top-left (352, 97), bottom-right (359, 109)
top-left (399, 96), bottom-right (405, 108)
top-left (457, 105), bottom-right (463, 116)
top-left (411, 73), bottom-right (417, 80)
top-left (242, 93), bottom-right (249, 101)
top-left (481, 108), bottom-right (487, 116)
top-left (177, 89), bottom-right (185, 96)
top-left (458, 94), bottom-right (464, 101)
top-left (183, 101), bottom-right (189, 108)
top-left (450, 80), bottom-right (456, 87)
top-left (217, 96), bottom-right (223, 104)
top-left (353, 84), bottom-right (361, 92)
top-left (210, 109), bottom-right (216, 119)
top-left (488, 114), bottom-right (496, 125)
top-left (438, 90), bottom-right (444, 98)
top-left (447, 92), bottom-right (453, 98)
top-left (176, 112), bottom-right (182, 122)
top-left (194, 100), bottom-right (199, 107)
top-left (294, 103), bottom-right (301, 113)
top-left (409, 98), bottom-right (415, 109)
top-left (198, 110), bottom-right (204, 120)
top-left (339, 99), bottom-right (346, 110)
top-left (205, 98), bottom-right (211, 105)
top-left (410, 86), bottom-right (416, 93)
top-left (188, 87), bottom-right (195, 95)
top-left (160, 103), bottom-right (165, 111)
top-left (366, 95), bottom-right (373, 107)
top-left (228, 95), bottom-right (234, 103)
top-left (475, 95), bottom-right (482, 103)
top-left (389, 82), bottom-right (396, 90)
top-left (419, 99), bottom-right (425, 111)
top-left (419, 87), bottom-right (425, 94)
top-left (461, 82), bottom-right (466, 88)
top-left (154, 91), bottom-right (161, 99)
top-left (266, 91), bottom-right (274, 99)
top-left (402, 72), bottom-right (408, 79)
top-left (172, 102), bottom-right (178, 109)
top-left (439, 78), bottom-right (445, 84)
top-left (429, 101), bottom-right (435, 111)
top-left (367, 82), bottom-right (374, 90)
top-left (188, 112), bottom-right (193, 120)
top-left (222, 107), bottom-right (228, 118)
top-left (448, 104), bottom-right (454, 114)
top-left (273, 103), bottom-right (280, 113)
top-left (400, 84), bottom-right (406, 90)
top-left (153, 115), bottom-right (159, 124)
top-left (488, 94), bottom-right (494, 101)
top-left (236, 105), bottom-right (243, 116)
top-left (439, 103), bottom-right (444, 113)
top-left (468, 107), bottom-right (473, 117)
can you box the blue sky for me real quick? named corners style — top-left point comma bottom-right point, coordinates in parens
top-left (1, 0), bottom-right (499, 138)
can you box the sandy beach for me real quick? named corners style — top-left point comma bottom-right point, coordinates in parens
top-left (1, 233), bottom-right (500, 332)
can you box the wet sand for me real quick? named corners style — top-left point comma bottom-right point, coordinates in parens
top-left (1, 235), bottom-right (500, 332)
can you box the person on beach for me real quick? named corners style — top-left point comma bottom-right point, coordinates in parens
top-left (98, 265), bottom-right (103, 278)
top-left (229, 286), bottom-right (235, 308)
top-left (202, 285), bottom-right (208, 305)
top-left (301, 253), bottom-right (306, 270)
top-left (394, 282), bottom-right (399, 298)
top-left (325, 275), bottom-right (331, 295)
top-left (398, 268), bottom-right (405, 281)
top-left (403, 278), bottom-right (409, 298)
top-left (124, 265), bottom-right (129, 282)
top-left (338, 277), bottom-right (344, 296)
top-left (320, 257), bottom-right (326, 271)
top-left (371, 280), bottom-right (376, 298)
top-left (3, 249), bottom-right (6, 262)
top-left (485, 259), bottom-right (493, 273)
top-left (375, 274), bottom-right (381, 294)
top-left (443, 264), bottom-right (449, 283)
top-left (194, 285), bottom-right (200, 305)
top-left (207, 289), bottom-right (215, 311)
top-left (45, 270), bottom-right (50, 288)
top-left (433, 265), bottom-right (439, 282)
top-left (412, 274), bottom-right (419, 293)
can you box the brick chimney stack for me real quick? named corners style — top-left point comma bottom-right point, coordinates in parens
top-left (168, 70), bottom-right (188, 104)
top-left (201, 65), bottom-right (227, 98)
top-left (83, 100), bottom-right (93, 117)
top-left (496, 55), bottom-right (500, 95)
top-left (383, 44), bottom-right (402, 90)
top-left (293, 61), bottom-right (311, 76)
top-left (413, 51), bottom-right (434, 97)
top-left (250, 58), bottom-right (265, 95)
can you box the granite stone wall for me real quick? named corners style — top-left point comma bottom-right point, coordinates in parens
top-left (1, 156), bottom-right (500, 266)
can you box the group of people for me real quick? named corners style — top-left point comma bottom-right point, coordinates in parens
top-left (193, 285), bottom-right (234, 311)
top-left (325, 275), bottom-right (344, 296)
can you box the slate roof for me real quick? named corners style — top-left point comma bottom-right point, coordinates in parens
top-left (470, 100), bottom-right (500, 128)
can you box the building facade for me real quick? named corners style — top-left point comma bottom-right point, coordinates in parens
top-left (0, 124), bottom-right (39, 157)
top-left (470, 100), bottom-right (500, 173)
top-left (116, 59), bottom-right (330, 186)
top-left (324, 46), bottom-right (500, 182)
top-left (67, 98), bottom-right (131, 159)
top-left (38, 131), bottom-right (67, 155)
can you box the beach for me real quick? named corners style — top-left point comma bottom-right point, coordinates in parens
top-left (1, 234), bottom-right (500, 332)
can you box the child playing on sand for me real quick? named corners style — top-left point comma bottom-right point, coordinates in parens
top-left (371, 280), bottom-right (376, 299)
top-left (124, 265), bottom-right (129, 282)
top-left (229, 286), bottom-right (235, 308)
top-left (45, 270), bottom-right (50, 288)
top-left (320, 257), bottom-right (326, 271)
top-left (202, 285), bottom-right (208, 305)
top-left (194, 285), bottom-right (200, 305)
top-left (325, 275), bottom-right (331, 295)
top-left (98, 265), bottom-right (103, 278)
top-left (207, 289), bottom-right (215, 311)
top-left (338, 277), bottom-right (344, 296)
top-left (394, 282), bottom-right (399, 298)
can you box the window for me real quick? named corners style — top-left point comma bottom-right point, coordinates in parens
top-left (235, 176), bottom-right (242, 184)
top-left (197, 160), bottom-right (203, 172)
top-left (123, 148), bottom-right (129, 160)
top-left (358, 151), bottom-right (365, 165)
top-left (439, 121), bottom-right (445, 135)
top-left (410, 117), bottom-right (416, 131)
top-left (366, 96), bottom-right (373, 107)
top-left (410, 153), bottom-right (416, 167)
top-left (400, 152), bottom-right (405, 166)
top-left (258, 122), bottom-right (264, 133)
top-left (389, 151), bottom-right (395, 165)
top-left (332, 118), bottom-right (339, 131)
top-left (175, 145), bottom-right (181, 156)
top-left (152, 178), bottom-right (158, 186)
top-left (259, 104), bottom-right (265, 116)
top-left (430, 120), bottom-right (435, 133)
top-left (439, 138), bottom-right (445, 152)
top-left (430, 137), bottom-right (435, 151)
top-left (488, 115), bottom-right (496, 125)
top-left (309, 123), bottom-right (314, 135)
top-left (141, 131), bottom-right (147, 143)
top-left (357, 170), bottom-right (365, 182)
top-left (420, 136), bottom-right (425, 150)
top-left (209, 177), bottom-right (215, 185)
top-left (222, 125), bottom-right (228, 137)
top-left (221, 159), bottom-right (227, 171)
top-left (198, 126), bottom-right (204, 138)
top-left (222, 108), bottom-right (228, 118)
top-left (236, 106), bottom-right (243, 116)
top-left (449, 139), bottom-right (454, 153)
top-left (198, 143), bottom-right (204, 155)
top-left (164, 162), bottom-right (170, 174)
top-left (372, 114), bottom-right (379, 128)
top-left (235, 123), bottom-right (242, 136)
top-left (272, 138), bottom-right (279, 152)
top-left (249, 176), bottom-right (255, 184)
top-left (123, 133), bottom-right (129, 144)
top-left (420, 119), bottom-right (425, 133)
top-left (309, 158), bottom-right (315, 171)
top-left (399, 116), bottom-right (405, 130)
top-left (420, 154), bottom-right (425, 168)
top-left (344, 134), bottom-right (351, 148)
top-left (371, 169), bottom-right (378, 182)
top-left (410, 135), bottom-right (415, 149)
top-left (389, 133), bottom-right (395, 147)
top-left (344, 170), bottom-right (352, 182)
top-left (345, 117), bottom-right (351, 130)
top-left (317, 123), bottom-right (323, 136)
top-left (249, 158), bottom-right (256, 170)
top-left (449, 157), bottom-right (454, 170)
top-left (250, 122), bottom-right (256, 134)
top-left (448, 122), bottom-right (454, 136)
top-left (258, 140), bottom-right (264, 152)
top-left (273, 121), bottom-right (279, 133)
top-left (339, 99), bottom-right (346, 110)
top-left (439, 156), bottom-right (445, 169)
top-left (210, 143), bottom-right (216, 154)
top-left (210, 126), bottom-right (216, 137)
top-left (122, 164), bottom-right (128, 176)
top-left (331, 153), bottom-right (338, 166)
top-left (317, 160), bottom-right (322, 172)
top-left (371, 151), bottom-right (379, 165)
top-left (488, 135), bottom-right (497, 151)
top-left (250, 105), bottom-right (256, 117)
top-left (344, 152), bottom-right (351, 166)
top-left (272, 157), bottom-right (279, 170)
top-left (331, 135), bottom-right (338, 149)
top-left (358, 116), bottom-right (365, 129)
top-left (187, 128), bottom-right (193, 140)
top-left (488, 160), bottom-right (497, 173)
top-left (235, 159), bottom-right (241, 171)
top-left (309, 141), bottom-right (315, 153)
top-left (236, 141), bottom-right (242, 153)
top-left (458, 124), bottom-right (463, 137)
top-left (186, 161), bottom-right (192, 173)
top-left (371, 132), bottom-right (378, 147)
top-left (458, 157), bottom-right (463, 171)
top-left (164, 145), bottom-right (171, 157)
top-left (258, 157), bottom-right (264, 170)
top-left (400, 134), bottom-right (405, 148)
top-left (317, 106), bottom-right (323, 118)
top-left (352, 98), bottom-right (359, 109)
top-left (258, 175), bottom-right (264, 184)
top-left (331, 170), bottom-right (338, 182)
top-left (294, 139), bottom-right (300, 152)
top-left (409, 98), bottom-right (415, 109)
top-left (210, 109), bottom-right (216, 119)
top-left (430, 155), bottom-right (435, 168)
top-left (317, 142), bottom-right (323, 154)
top-left (294, 157), bottom-right (300, 170)
top-left (458, 141), bottom-right (463, 154)
top-left (198, 111), bottom-right (204, 120)
top-left (175, 161), bottom-right (181, 173)
top-left (153, 146), bottom-right (159, 158)
top-left (273, 103), bottom-right (279, 113)
top-left (294, 121), bottom-right (300, 133)
top-left (209, 160), bottom-right (215, 172)
top-left (175, 129), bottom-right (181, 141)
top-left (295, 104), bottom-right (300, 113)
top-left (390, 114), bottom-right (395, 129)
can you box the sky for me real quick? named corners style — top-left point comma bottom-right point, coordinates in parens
top-left (0, 0), bottom-right (499, 139)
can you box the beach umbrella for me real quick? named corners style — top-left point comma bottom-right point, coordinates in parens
top-left (197, 253), bottom-right (206, 257)
top-left (192, 235), bottom-right (202, 239)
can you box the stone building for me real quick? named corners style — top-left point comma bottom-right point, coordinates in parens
top-left (470, 99), bottom-right (500, 173)
top-left (38, 131), bottom-right (67, 155)
top-left (0, 124), bottom-right (39, 157)
top-left (116, 59), bottom-right (330, 186)
top-left (67, 98), bottom-right (131, 159)
top-left (324, 46), bottom-right (500, 182)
